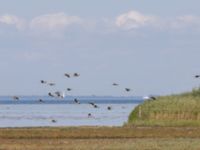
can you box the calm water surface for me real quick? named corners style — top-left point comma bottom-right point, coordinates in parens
top-left (0, 96), bottom-right (143, 127)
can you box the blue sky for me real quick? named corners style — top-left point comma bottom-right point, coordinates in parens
top-left (0, 0), bottom-right (200, 96)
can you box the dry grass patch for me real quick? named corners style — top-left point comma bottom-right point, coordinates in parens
top-left (1, 138), bottom-right (200, 150)
top-left (1, 126), bottom-right (200, 139)
top-left (1, 127), bottom-right (200, 149)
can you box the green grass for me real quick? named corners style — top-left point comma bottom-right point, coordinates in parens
top-left (128, 88), bottom-right (200, 126)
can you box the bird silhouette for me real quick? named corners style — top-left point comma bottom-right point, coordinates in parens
top-left (67, 88), bottom-right (72, 91)
top-left (48, 92), bottom-right (54, 97)
top-left (48, 83), bottom-right (55, 86)
top-left (55, 91), bottom-right (61, 97)
top-left (12, 96), bottom-right (19, 100)
top-left (143, 96), bottom-right (157, 101)
top-left (150, 96), bottom-right (156, 100)
top-left (112, 83), bottom-right (119, 86)
top-left (88, 113), bottom-right (92, 117)
top-left (51, 119), bottom-right (57, 123)
top-left (64, 73), bottom-right (70, 78)
top-left (195, 75), bottom-right (200, 78)
top-left (107, 106), bottom-right (112, 110)
top-left (38, 99), bottom-right (44, 103)
top-left (89, 102), bottom-right (95, 106)
top-left (125, 88), bottom-right (131, 92)
top-left (93, 104), bottom-right (99, 108)
top-left (73, 73), bottom-right (80, 77)
top-left (40, 80), bottom-right (47, 84)
top-left (74, 98), bottom-right (80, 104)
top-left (89, 102), bottom-right (98, 108)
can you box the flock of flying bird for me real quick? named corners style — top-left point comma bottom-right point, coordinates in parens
top-left (11, 72), bottom-right (134, 123)
top-left (11, 73), bottom-right (200, 123)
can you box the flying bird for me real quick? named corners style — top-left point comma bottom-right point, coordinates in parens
top-left (195, 75), bottom-right (200, 78)
top-left (38, 99), bottom-right (44, 103)
top-left (67, 88), bottom-right (72, 91)
top-left (88, 113), bottom-right (92, 118)
top-left (64, 73), bottom-right (70, 78)
top-left (107, 106), bottom-right (112, 110)
top-left (89, 102), bottom-right (98, 108)
top-left (12, 96), bottom-right (19, 100)
top-left (51, 119), bottom-right (57, 123)
top-left (112, 83), bottom-right (119, 86)
top-left (89, 102), bottom-right (95, 106)
top-left (74, 98), bottom-right (80, 104)
top-left (73, 73), bottom-right (80, 77)
top-left (48, 92), bottom-right (54, 97)
top-left (125, 88), bottom-right (131, 92)
top-left (40, 80), bottom-right (47, 84)
top-left (48, 83), bottom-right (55, 86)
top-left (143, 96), bottom-right (156, 100)
top-left (55, 91), bottom-right (65, 99)
top-left (55, 91), bottom-right (61, 97)
top-left (150, 96), bottom-right (156, 100)
top-left (93, 104), bottom-right (99, 108)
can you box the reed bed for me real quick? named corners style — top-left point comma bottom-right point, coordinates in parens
top-left (128, 88), bottom-right (200, 126)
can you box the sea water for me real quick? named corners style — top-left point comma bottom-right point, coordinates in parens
top-left (0, 96), bottom-right (143, 127)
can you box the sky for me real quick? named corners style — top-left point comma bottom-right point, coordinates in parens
top-left (0, 0), bottom-right (200, 96)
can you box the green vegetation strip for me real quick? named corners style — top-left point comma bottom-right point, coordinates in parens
top-left (128, 88), bottom-right (200, 126)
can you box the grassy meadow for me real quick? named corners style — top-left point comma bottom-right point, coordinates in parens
top-left (128, 88), bottom-right (200, 126)
top-left (1, 127), bottom-right (200, 150)
top-left (2, 137), bottom-right (200, 150)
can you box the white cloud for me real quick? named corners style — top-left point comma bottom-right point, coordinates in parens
top-left (115, 10), bottom-right (157, 30)
top-left (0, 14), bottom-right (26, 30)
top-left (170, 15), bottom-right (200, 29)
top-left (1, 12), bottom-right (200, 34)
top-left (115, 11), bottom-right (200, 31)
top-left (30, 13), bottom-right (82, 31)
top-left (178, 15), bottom-right (200, 24)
